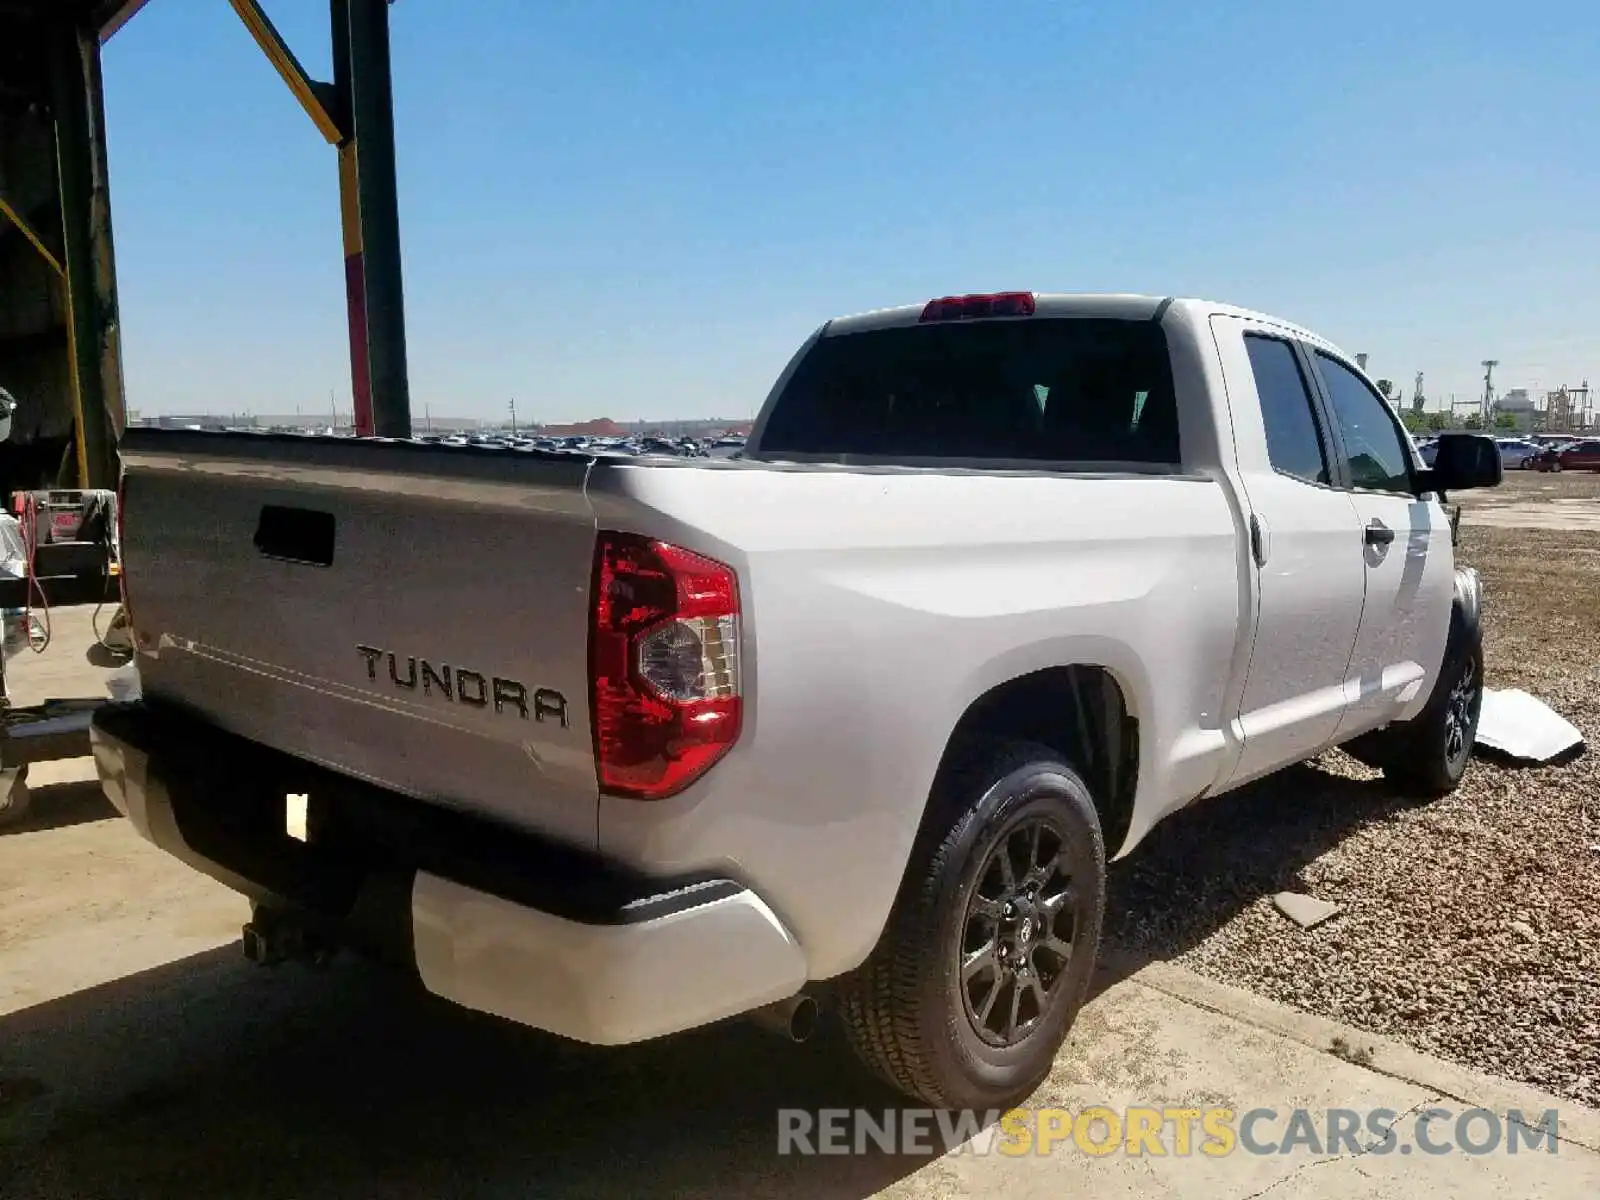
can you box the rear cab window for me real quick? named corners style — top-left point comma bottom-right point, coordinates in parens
top-left (753, 317), bottom-right (1181, 468)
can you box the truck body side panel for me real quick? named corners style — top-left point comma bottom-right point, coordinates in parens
top-left (588, 459), bottom-right (1241, 978)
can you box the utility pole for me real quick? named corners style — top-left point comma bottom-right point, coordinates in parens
top-left (509, 397), bottom-right (517, 436)
top-left (1482, 360), bottom-right (1498, 425)
top-left (1411, 371), bottom-right (1425, 415)
top-left (424, 402), bottom-right (432, 432)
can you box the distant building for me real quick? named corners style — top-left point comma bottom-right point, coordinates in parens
top-left (1493, 389), bottom-right (1538, 433)
top-left (129, 413), bottom-right (239, 431)
top-left (535, 417), bottom-right (627, 437)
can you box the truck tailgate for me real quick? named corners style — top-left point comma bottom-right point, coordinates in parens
top-left (119, 430), bottom-right (601, 848)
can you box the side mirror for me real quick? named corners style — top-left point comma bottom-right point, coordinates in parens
top-left (1422, 432), bottom-right (1502, 493)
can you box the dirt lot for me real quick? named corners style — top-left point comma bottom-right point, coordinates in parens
top-left (1457, 464), bottom-right (1600, 530)
top-left (1110, 469), bottom-right (1600, 1107)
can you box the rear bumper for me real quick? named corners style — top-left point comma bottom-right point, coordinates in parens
top-left (90, 701), bottom-right (806, 1045)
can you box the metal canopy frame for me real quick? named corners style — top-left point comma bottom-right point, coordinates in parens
top-left (0, 0), bottom-right (412, 494)
top-left (229, 0), bottom-right (411, 439)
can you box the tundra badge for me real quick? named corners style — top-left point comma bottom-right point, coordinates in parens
top-left (356, 644), bottom-right (569, 727)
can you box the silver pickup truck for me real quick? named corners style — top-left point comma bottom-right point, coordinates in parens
top-left (94, 292), bottom-right (1501, 1109)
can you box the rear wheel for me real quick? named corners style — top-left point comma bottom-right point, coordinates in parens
top-left (837, 741), bottom-right (1106, 1109)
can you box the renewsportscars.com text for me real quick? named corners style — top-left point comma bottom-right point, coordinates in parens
top-left (777, 1106), bottom-right (1561, 1158)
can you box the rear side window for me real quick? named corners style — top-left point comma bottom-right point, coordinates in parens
top-left (1244, 334), bottom-right (1329, 485)
top-left (756, 318), bottom-right (1180, 466)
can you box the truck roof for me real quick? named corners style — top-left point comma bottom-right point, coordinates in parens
top-left (822, 293), bottom-right (1339, 355)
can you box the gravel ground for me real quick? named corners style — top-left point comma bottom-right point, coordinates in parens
top-left (1105, 486), bottom-right (1600, 1110)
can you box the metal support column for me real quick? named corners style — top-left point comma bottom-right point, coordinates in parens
top-left (329, 0), bottom-right (372, 435)
top-left (84, 25), bottom-right (128, 453)
top-left (339, 0), bottom-right (410, 439)
top-left (230, 0), bottom-right (411, 438)
top-left (49, 16), bottom-right (122, 489)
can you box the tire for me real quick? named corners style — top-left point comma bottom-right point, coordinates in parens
top-left (1344, 612), bottom-right (1483, 797)
top-left (836, 740), bottom-right (1106, 1109)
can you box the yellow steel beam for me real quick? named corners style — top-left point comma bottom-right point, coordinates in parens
top-left (99, 0), bottom-right (152, 44)
top-left (0, 191), bottom-right (65, 278)
top-left (228, 0), bottom-right (343, 145)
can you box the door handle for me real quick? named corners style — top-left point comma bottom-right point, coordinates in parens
top-left (1364, 521), bottom-right (1394, 547)
top-left (1249, 514), bottom-right (1267, 566)
top-left (255, 505), bottom-right (336, 566)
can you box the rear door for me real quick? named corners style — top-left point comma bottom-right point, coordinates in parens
top-left (1211, 318), bottom-right (1366, 786)
top-left (1308, 352), bottom-right (1454, 742)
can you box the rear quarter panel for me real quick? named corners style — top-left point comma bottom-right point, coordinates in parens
top-left (586, 461), bottom-right (1241, 979)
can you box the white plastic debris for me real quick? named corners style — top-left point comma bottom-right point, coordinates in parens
top-left (1475, 688), bottom-right (1584, 764)
top-left (105, 662), bottom-right (142, 703)
top-left (0, 513), bottom-right (24, 580)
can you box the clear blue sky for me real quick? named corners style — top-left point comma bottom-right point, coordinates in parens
top-left (103, 0), bottom-right (1597, 423)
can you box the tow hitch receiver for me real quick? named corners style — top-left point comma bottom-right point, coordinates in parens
top-left (241, 905), bottom-right (336, 968)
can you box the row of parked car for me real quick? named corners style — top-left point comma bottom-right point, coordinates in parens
top-left (416, 432), bottom-right (748, 458)
top-left (1416, 433), bottom-right (1600, 472)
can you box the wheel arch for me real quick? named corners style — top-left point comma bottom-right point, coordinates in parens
top-left (1452, 565), bottom-right (1483, 643)
top-left (926, 664), bottom-right (1141, 859)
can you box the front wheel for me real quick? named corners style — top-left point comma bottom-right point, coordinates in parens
top-left (1345, 615), bottom-right (1483, 797)
top-left (836, 741), bottom-right (1106, 1110)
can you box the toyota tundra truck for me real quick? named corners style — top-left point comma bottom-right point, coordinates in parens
top-left (93, 293), bottom-right (1502, 1109)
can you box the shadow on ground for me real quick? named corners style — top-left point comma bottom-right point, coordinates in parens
top-left (0, 950), bottom-right (927, 1200)
top-left (1095, 756), bottom-right (1425, 994)
top-left (0, 757), bottom-right (1423, 1198)
top-left (83, 642), bottom-right (132, 671)
top-left (0, 780), bottom-right (116, 837)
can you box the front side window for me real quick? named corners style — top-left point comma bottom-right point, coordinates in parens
top-left (1315, 352), bottom-right (1413, 493)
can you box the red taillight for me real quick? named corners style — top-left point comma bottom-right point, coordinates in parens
top-left (919, 292), bottom-right (1036, 323)
top-left (589, 532), bottom-right (742, 800)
